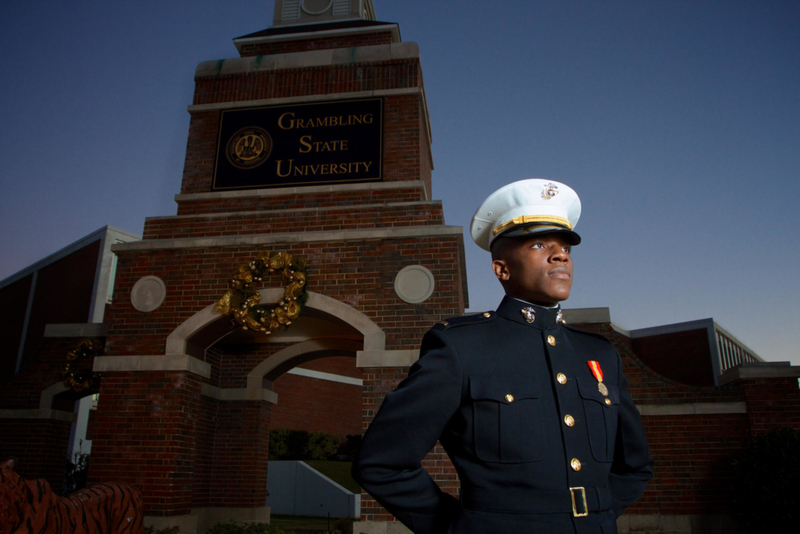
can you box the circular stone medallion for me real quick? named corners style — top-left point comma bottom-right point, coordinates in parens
top-left (131, 276), bottom-right (167, 312)
top-left (394, 265), bottom-right (435, 304)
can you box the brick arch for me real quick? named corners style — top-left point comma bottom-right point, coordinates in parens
top-left (165, 289), bottom-right (385, 357)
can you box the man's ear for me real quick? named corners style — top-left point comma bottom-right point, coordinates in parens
top-left (492, 259), bottom-right (510, 282)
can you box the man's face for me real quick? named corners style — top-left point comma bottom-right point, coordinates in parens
top-left (491, 233), bottom-right (573, 306)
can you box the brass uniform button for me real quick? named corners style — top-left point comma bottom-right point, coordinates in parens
top-left (605, 398), bottom-right (612, 406)
top-left (556, 373), bottom-right (567, 384)
top-left (547, 335), bottom-right (556, 346)
top-left (505, 394), bottom-right (514, 403)
top-left (571, 458), bottom-right (582, 471)
top-left (483, 312), bottom-right (491, 318)
top-left (564, 414), bottom-right (575, 427)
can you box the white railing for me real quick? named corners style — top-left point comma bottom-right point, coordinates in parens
top-left (715, 325), bottom-right (763, 373)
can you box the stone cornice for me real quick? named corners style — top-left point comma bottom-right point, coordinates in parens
top-left (93, 354), bottom-right (212, 379)
top-left (0, 408), bottom-right (77, 423)
top-left (188, 87), bottom-right (424, 113)
top-left (147, 200), bottom-right (440, 222)
top-left (198, 41), bottom-right (416, 80)
top-left (174, 179), bottom-right (425, 202)
top-left (111, 225), bottom-right (464, 253)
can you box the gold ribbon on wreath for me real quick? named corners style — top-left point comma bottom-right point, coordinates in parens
top-left (215, 251), bottom-right (308, 334)
top-left (63, 339), bottom-right (103, 392)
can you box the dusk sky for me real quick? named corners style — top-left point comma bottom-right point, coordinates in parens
top-left (1, 1), bottom-right (798, 366)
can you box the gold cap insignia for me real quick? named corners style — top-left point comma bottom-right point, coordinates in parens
top-left (521, 307), bottom-right (536, 323)
top-left (542, 182), bottom-right (560, 200)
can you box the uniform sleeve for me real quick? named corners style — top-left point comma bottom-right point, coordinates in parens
top-left (609, 355), bottom-right (653, 516)
top-left (352, 328), bottom-right (462, 534)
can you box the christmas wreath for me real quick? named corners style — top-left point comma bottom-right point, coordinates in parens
top-left (215, 251), bottom-right (308, 334)
top-left (63, 339), bottom-right (103, 392)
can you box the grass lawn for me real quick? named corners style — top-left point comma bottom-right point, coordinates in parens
top-left (270, 514), bottom-right (353, 533)
top-left (303, 460), bottom-right (361, 494)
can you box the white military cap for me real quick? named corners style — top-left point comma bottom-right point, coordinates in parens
top-left (470, 179), bottom-right (582, 251)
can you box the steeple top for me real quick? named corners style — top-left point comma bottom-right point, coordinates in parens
top-left (272, 0), bottom-right (376, 27)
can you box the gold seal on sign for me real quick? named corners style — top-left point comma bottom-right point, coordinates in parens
top-left (226, 126), bottom-right (273, 170)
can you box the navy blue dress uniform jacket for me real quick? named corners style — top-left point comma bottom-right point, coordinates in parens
top-left (353, 297), bottom-right (653, 534)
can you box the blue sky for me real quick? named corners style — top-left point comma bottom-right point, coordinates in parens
top-left (1, 1), bottom-right (798, 365)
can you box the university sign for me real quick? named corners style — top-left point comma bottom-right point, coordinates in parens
top-left (212, 98), bottom-right (383, 190)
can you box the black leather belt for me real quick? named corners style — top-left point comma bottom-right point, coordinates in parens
top-left (460, 486), bottom-right (613, 517)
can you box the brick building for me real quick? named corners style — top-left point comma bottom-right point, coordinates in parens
top-left (2, 1), bottom-right (799, 533)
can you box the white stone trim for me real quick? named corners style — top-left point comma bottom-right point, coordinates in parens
top-left (92, 354), bottom-right (212, 379)
top-left (111, 225), bottom-right (464, 253)
top-left (356, 350), bottom-right (420, 368)
top-left (44, 323), bottom-right (108, 338)
top-left (188, 87), bottom-right (424, 113)
top-left (40, 382), bottom-right (69, 410)
top-left (718, 361), bottom-right (800, 386)
top-left (394, 265), bottom-right (435, 304)
top-left (248, 337), bottom-right (365, 389)
top-left (175, 179), bottom-right (425, 202)
top-left (0, 408), bottom-right (76, 423)
top-left (287, 367), bottom-right (363, 386)
top-left (197, 42), bottom-right (418, 79)
top-left (637, 402), bottom-right (747, 416)
top-left (231, 31), bottom-right (405, 59)
top-left (130, 276), bottom-right (167, 312)
top-left (201, 384), bottom-right (278, 405)
top-left (166, 290), bottom-right (383, 359)
top-left (149, 200), bottom-right (439, 222)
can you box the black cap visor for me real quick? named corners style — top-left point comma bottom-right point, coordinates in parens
top-left (496, 223), bottom-right (581, 246)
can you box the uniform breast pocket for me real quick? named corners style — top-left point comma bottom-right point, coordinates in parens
top-left (577, 377), bottom-right (620, 463)
top-left (469, 374), bottom-right (545, 463)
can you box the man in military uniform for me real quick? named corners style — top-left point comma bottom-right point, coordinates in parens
top-left (353, 179), bottom-right (653, 534)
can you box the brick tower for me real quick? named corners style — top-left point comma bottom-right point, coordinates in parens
top-left (87, 1), bottom-right (467, 532)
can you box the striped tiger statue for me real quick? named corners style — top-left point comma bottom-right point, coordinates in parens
top-left (0, 459), bottom-right (143, 534)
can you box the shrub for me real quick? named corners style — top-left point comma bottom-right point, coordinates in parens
top-left (306, 433), bottom-right (339, 460)
top-left (63, 450), bottom-right (89, 494)
top-left (269, 429), bottom-right (345, 461)
top-left (732, 426), bottom-right (800, 533)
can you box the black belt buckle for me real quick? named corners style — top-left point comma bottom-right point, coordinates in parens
top-left (569, 486), bottom-right (588, 517)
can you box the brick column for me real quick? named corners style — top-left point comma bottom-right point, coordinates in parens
top-left (88, 370), bottom-right (203, 516)
top-left (208, 400), bottom-right (272, 507)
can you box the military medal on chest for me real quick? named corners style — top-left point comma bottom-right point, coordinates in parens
top-left (587, 360), bottom-right (608, 396)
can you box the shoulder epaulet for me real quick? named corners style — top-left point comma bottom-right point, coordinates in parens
top-left (433, 311), bottom-right (495, 330)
